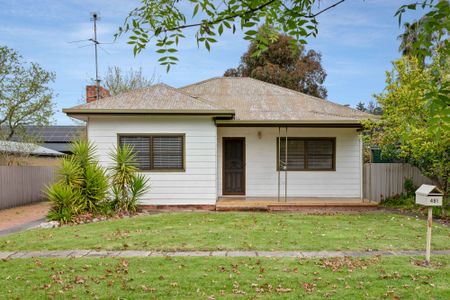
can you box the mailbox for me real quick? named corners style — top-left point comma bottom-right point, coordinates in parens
top-left (415, 184), bottom-right (443, 206)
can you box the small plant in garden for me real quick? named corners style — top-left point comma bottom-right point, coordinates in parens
top-left (46, 140), bottom-right (109, 223)
top-left (109, 144), bottom-right (149, 212)
top-left (403, 177), bottom-right (416, 196)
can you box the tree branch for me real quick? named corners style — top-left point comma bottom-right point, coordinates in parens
top-left (160, 0), bottom-right (346, 34)
top-left (163, 0), bottom-right (277, 33)
top-left (307, 0), bottom-right (345, 18)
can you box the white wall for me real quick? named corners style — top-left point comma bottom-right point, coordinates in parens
top-left (218, 127), bottom-right (362, 198)
top-left (87, 115), bottom-right (217, 205)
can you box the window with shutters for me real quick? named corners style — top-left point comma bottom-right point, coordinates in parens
top-left (118, 135), bottom-right (184, 171)
top-left (277, 138), bottom-right (335, 171)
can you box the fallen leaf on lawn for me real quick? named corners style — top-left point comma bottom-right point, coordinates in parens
top-left (74, 276), bottom-right (85, 284)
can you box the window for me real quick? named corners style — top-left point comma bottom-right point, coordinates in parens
top-left (277, 138), bottom-right (335, 171)
top-left (119, 135), bottom-right (184, 171)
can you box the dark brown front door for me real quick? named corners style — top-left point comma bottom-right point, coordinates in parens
top-left (223, 137), bottom-right (246, 195)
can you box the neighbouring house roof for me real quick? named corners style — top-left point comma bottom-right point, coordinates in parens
top-left (63, 77), bottom-right (374, 125)
top-left (23, 125), bottom-right (85, 142)
top-left (63, 83), bottom-right (234, 119)
top-left (0, 140), bottom-right (64, 157)
top-left (8, 125), bottom-right (85, 153)
top-left (180, 77), bottom-right (373, 123)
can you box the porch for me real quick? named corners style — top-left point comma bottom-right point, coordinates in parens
top-left (216, 197), bottom-right (378, 212)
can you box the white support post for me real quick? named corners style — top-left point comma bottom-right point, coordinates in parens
top-left (426, 207), bottom-right (432, 265)
top-left (285, 127), bottom-right (288, 203)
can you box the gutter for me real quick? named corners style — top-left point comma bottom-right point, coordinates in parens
top-left (62, 108), bottom-right (235, 116)
top-left (215, 119), bottom-right (364, 128)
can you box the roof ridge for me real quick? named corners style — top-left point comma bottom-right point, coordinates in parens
top-left (179, 76), bottom-right (225, 90)
top-left (160, 83), bottom-right (228, 110)
top-left (241, 77), bottom-right (372, 116)
top-left (182, 76), bottom-right (372, 118)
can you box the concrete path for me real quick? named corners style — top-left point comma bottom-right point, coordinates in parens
top-left (1, 250), bottom-right (450, 259)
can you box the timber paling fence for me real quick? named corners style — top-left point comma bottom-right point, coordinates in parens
top-left (0, 163), bottom-right (436, 209)
top-left (0, 166), bottom-right (56, 210)
top-left (363, 163), bottom-right (434, 202)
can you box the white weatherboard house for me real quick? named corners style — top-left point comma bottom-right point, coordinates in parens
top-left (64, 77), bottom-right (373, 207)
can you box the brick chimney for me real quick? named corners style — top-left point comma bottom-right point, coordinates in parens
top-left (86, 85), bottom-right (111, 103)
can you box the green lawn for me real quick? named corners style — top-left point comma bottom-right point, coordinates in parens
top-left (1, 212), bottom-right (449, 251)
top-left (1, 256), bottom-right (449, 299)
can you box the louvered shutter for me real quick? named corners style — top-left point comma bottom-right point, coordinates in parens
top-left (119, 136), bottom-right (151, 170)
top-left (306, 140), bottom-right (334, 170)
top-left (152, 136), bottom-right (183, 169)
top-left (279, 139), bottom-right (305, 170)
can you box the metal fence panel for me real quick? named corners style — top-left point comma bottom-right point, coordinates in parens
top-left (0, 166), bottom-right (56, 209)
top-left (363, 163), bottom-right (434, 202)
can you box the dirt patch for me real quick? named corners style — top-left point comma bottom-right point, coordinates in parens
top-left (0, 202), bottom-right (50, 231)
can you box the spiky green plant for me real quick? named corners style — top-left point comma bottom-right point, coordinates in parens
top-left (79, 162), bottom-right (109, 212)
top-left (46, 182), bottom-right (81, 223)
top-left (109, 144), bottom-right (149, 212)
top-left (129, 174), bottom-right (150, 212)
top-left (46, 140), bottom-right (109, 222)
top-left (59, 156), bottom-right (83, 188)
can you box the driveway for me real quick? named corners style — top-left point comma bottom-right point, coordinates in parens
top-left (0, 202), bottom-right (50, 234)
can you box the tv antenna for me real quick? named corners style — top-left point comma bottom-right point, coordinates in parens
top-left (68, 12), bottom-right (114, 99)
top-left (90, 12), bottom-right (101, 99)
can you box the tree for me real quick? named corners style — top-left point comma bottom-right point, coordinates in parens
top-left (356, 101), bottom-right (382, 115)
top-left (0, 46), bottom-right (55, 141)
top-left (224, 33), bottom-right (327, 98)
top-left (102, 66), bottom-right (157, 96)
top-left (364, 53), bottom-right (449, 192)
top-left (397, 21), bottom-right (422, 57)
top-left (396, 1), bottom-right (450, 126)
top-left (116, 0), bottom-right (347, 71)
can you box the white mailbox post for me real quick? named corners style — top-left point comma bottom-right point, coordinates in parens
top-left (415, 184), bottom-right (443, 264)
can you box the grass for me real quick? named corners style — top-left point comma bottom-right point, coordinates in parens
top-left (0, 212), bottom-right (449, 251)
top-left (0, 256), bottom-right (448, 299)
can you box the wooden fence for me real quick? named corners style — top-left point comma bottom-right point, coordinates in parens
top-left (0, 166), bottom-right (56, 210)
top-left (363, 163), bottom-right (434, 202)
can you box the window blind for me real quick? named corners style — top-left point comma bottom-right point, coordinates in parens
top-left (119, 135), bottom-right (184, 171)
top-left (120, 136), bottom-right (151, 170)
top-left (277, 138), bottom-right (335, 171)
top-left (152, 136), bottom-right (183, 169)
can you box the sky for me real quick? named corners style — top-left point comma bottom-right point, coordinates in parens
top-left (0, 0), bottom-right (425, 125)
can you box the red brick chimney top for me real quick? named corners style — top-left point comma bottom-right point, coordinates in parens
top-left (86, 85), bottom-right (111, 103)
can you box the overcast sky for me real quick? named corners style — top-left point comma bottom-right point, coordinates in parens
top-left (0, 0), bottom-right (424, 125)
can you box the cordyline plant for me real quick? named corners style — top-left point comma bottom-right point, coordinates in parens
top-left (115, 0), bottom-right (346, 71)
top-left (109, 144), bottom-right (150, 213)
top-left (363, 51), bottom-right (450, 194)
top-left (47, 140), bottom-right (109, 223)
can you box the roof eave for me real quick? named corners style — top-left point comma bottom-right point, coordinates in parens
top-left (63, 108), bottom-right (235, 118)
top-left (215, 119), bottom-right (365, 128)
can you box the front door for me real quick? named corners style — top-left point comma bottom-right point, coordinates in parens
top-left (223, 137), bottom-right (246, 195)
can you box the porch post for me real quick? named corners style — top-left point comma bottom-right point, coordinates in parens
top-left (278, 127), bottom-right (281, 202)
top-left (285, 126), bottom-right (288, 202)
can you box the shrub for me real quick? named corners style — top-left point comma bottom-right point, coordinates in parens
top-left (109, 144), bottom-right (149, 212)
top-left (403, 177), bottom-right (416, 196)
top-left (46, 140), bottom-right (109, 222)
top-left (46, 182), bottom-right (81, 223)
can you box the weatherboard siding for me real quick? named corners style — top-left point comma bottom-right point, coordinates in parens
top-left (87, 115), bottom-right (217, 205)
top-left (218, 127), bottom-right (362, 198)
